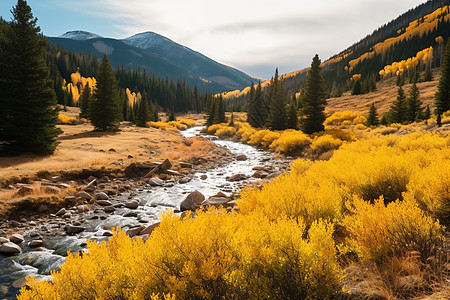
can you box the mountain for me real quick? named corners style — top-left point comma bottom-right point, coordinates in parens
top-left (59, 30), bottom-right (103, 40)
top-left (47, 31), bottom-right (256, 93)
top-left (223, 0), bottom-right (450, 110)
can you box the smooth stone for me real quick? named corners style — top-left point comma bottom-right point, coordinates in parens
top-left (10, 220), bottom-right (21, 227)
top-left (95, 192), bottom-right (109, 200)
top-left (12, 277), bottom-right (27, 289)
top-left (126, 226), bottom-right (143, 237)
top-left (148, 178), bottom-right (165, 186)
top-left (123, 211), bottom-right (138, 217)
top-left (55, 208), bottom-right (66, 216)
top-left (66, 226), bottom-right (86, 234)
top-left (77, 191), bottom-right (92, 200)
top-left (125, 200), bottom-right (139, 209)
top-left (104, 206), bottom-right (115, 213)
top-left (140, 222), bottom-right (160, 235)
top-left (43, 186), bottom-right (60, 194)
top-left (103, 231), bottom-right (113, 236)
top-left (0, 237), bottom-right (9, 244)
top-left (236, 154), bottom-right (248, 161)
top-left (180, 190), bottom-right (205, 211)
top-left (226, 174), bottom-right (247, 182)
top-left (37, 204), bottom-right (49, 212)
top-left (10, 233), bottom-right (24, 244)
top-left (29, 240), bottom-right (43, 247)
top-left (179, 177), bottom-right (191, 184)
top-left (200, 175), bottom-right (207, 180)
top-left (0, 242), bottom-right (21, 254)
top-left (96, 200), bottom-right (112, 206)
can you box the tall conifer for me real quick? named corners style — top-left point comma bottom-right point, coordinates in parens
top-left (389, 86), bottom-right (407, 123)
top-left (435, 39), bottom-right (450, 116)
top-left (79, 83), bottom-right (91, 119)
top-left (366, 103), bottom-right (379, 126)
top-left (406, 82), bottom-right (422, 122)
top-left (301, 55), bottom-right (327, 134)
top-left (267, 68), bottom-right (287, 130)
top-left (90, 55), bottom-right (122, 131)
top-left (0, 0), bottom-right (61, 154)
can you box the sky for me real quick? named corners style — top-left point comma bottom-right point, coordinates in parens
top-left (0, 0), bottom-right (427, 79)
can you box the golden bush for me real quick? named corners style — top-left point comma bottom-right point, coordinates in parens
top-left (269, 130), bottom-right (312, 154)
top-left (310, 135), bottom-right (343, 154)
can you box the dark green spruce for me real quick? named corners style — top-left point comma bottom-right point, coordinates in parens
top-left (389, 86), bottom-right (408, 123)
top-left (89, 55), bottom-right (122, 131)
top-left (366, 103), bottom-right (379, 126)
top-left (136, 91), bottom-right (150, 127)
top-left (79, 83), bottom-right (92, 119)
top-left (0, 0), bottom-right (61, 155)
top-left (435, 39), bottom-right (450, 117)
top-left (267, 68), bottom-right (287, 130)
top-left (300, 55), bottom-right (328, 134)
top-left (406, 82), bottom-right (422, 122)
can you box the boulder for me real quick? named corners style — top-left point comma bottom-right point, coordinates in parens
top-left (29, 240), bottom-right (43, 247)
top-left (96, 200), bottom-right (112, 206)
top-left (180, 191), bottom-right (205, 211)
top-left (125, 200), bottom-right (140, 209)
top-left (202, 197), bottom-right (230, 207)
top-left (200, 175), bottom-right (208, 180)
top-left (77, 191), bottom-right (92, 200)
top-left (66, 226), bottom-right (85, 234)
top-left (140, 222), bottom-right (160, 235)
top-left (0, 242), bottom-right (21, 254)
top-left (94, 192), bottom-right (109, 200)
top-left (0, 237), bottom-right (10, 244)
top-left (103, 231), bottom-right (113, 236)
top-left (126, 226), bottom-right (144, 237)
top-left (104, 206), bottom-right (115, 213)
top-left (236, 154), bottom-right (248, 161)
top-left (227, 174), bottom-right (247, 182)
top-left (252, 170), bottom-right (268, 179)
top-left (55, 208), bottom-right (66, 216)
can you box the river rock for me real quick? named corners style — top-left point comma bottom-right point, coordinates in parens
top-left (179, 177), bottom-right (191, 184)
top-left (123, 211), bottom-right (138, 218)
top-left (202, 197), bottom-right (230, 207)
top-left (165, 170), bottom-right (184, 176)
top-left (103, 231), bottom-right (113, 236)
top-left (95, 192), bottom-right (109, 200)
top-left (37, 204), bottom-right (49, 212)
top-left (227, 174), bottom-right (247, 182)
top-left (12, 277), bottom-right (28, 289)
top-left (66, 226), bottom-right (85, 234)
top-left (55, 208), bottom-right (66, 216)
top-left (96, 199), bottom-right (112, 206)
top-left (179, 161), bottom-right (193, 169)
top-left (104, 206), bottom-right (115, 213)
top-left (77, 191), bottom-right (92, 200)
top-left (236, 154), bottom-right (248, 161)
top-left (125, 199), bottom-right (139, 209)
top-left (252, 170), bottom-right (268, 179)
top-left (200, 174), bottom-right (208, 180)
top-left (43, 186), bottom-right (60, 194)
top-left (0, 242), bottom-right (21, 254)
top-left (126, 226), bottom-right (144, 237)
top-left (0, 237), bottom-right (9, 244)
top-left (180, 190), bottom-right (205, 211)
top-left (10, 220), bottom-right (21, 227)
top-left (148, 178), bottom-right (165, 186)
top-left (77, 205), bottom-right (87, 213)
top-left (140, 222), bottom-right (160, 235)
top-left (29, 240), bottom-right (43, 247)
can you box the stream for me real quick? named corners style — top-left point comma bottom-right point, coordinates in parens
top-left (0, 127), bottom-right (292, 299)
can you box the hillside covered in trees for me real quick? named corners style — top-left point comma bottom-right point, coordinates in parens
top-left (224, 0), bottom-right (450, 111)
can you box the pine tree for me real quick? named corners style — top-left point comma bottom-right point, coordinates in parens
top-left (215, 95), bottom-right (226, 123)
top-left (435, 39), bottom-right (450, 116)
top-left (366, 103), bottom-right (379, 126)
top-left (389, 86), bottom-right (407, 123)
top-left (406, 82), bottom-right (422, 122)
top-left (351, 79), bottom-right (362, 95)
top-left (168, 110), bottom-right (176, 122)
top-left (246, 82), bottom-right (258, 127)
top-left (267, 68), bottom-right (287, 130)
top-left (206, 100), bottom-right (216, 126)
top-left (79, 83), bottom-right (91, 119)
top-left (121, 89), bottom-right (128, 121)
top-left (301, 55), bottom-right (328, 134)
top-left (287, 98), bottom-right (298, 129)
top-left (0, 0), bottom-right (61, 155)
top-left (136, 91), bottom-right (150, 127)
top-left (380, 114), bottom-right (389, 126)
top-left (251, 81), bottom-right (268, 128)
top-left (424, 104), bottom-right (431, 120)
top-left (89, 55), bottom-right (122, 131)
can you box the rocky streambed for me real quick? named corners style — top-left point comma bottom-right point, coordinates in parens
top-left (0, 127), bottom-right (293, 299)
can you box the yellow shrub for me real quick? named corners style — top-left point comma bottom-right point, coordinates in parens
top-left (311, 135), bottom-right (343, 154)
top-left (236, 125), bottom-right (256, 142)
top-left (177, 118), bottom-right (196, 127)
top-left (58, 114), bottom-right (78, 125)
top-left (354, 123), bottom-right (367, 130)
top-left (343, 197), bottom-right (444, 263)
top-left (248, 129), bottom-right (271, 146)
top-left (19, 211), bottom-right (343, 299)
top-left (261, 131), bottom-right (281, 147)
top-left (325, 111), bottom-right (365, 126)
top-left (324, 129), bottom-right (356, 142)
top-left (168, 121), bottom-right (188, 130)
top-left (206, 123), bottom-right (225, 134)
top-left (148, 121), bottom-right (171, 130)
top-left (215, 126), bottom-right (236, 137)
top-left (269, 130), bottom-right (312, 154)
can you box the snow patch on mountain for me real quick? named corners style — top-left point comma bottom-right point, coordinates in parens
top-left (59, 31), bottom-right (102, 40)
top-left (123, 31), bottom-right (177, 50)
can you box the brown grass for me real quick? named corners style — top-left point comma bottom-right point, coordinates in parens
top-left (0, 115), bottom-right (213, 187)
top-left (327, 70), bottom-right (439, 116)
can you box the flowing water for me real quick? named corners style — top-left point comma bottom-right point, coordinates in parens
top-left (0, 127), bottom-right (292, 298)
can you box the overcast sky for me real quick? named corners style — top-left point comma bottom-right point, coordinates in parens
top-left (0, 0), bottom-right (426, 79)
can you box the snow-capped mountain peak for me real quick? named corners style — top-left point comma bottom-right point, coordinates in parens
top-left (59, 31), bottom-right (102, 40)
top-left (122, 31), bottom-right (174, 49)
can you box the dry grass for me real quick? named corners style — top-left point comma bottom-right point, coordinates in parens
top-left (327, 70), bottom-right (439, 116)
top-left (0, 116), bottom-right (212, 185)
